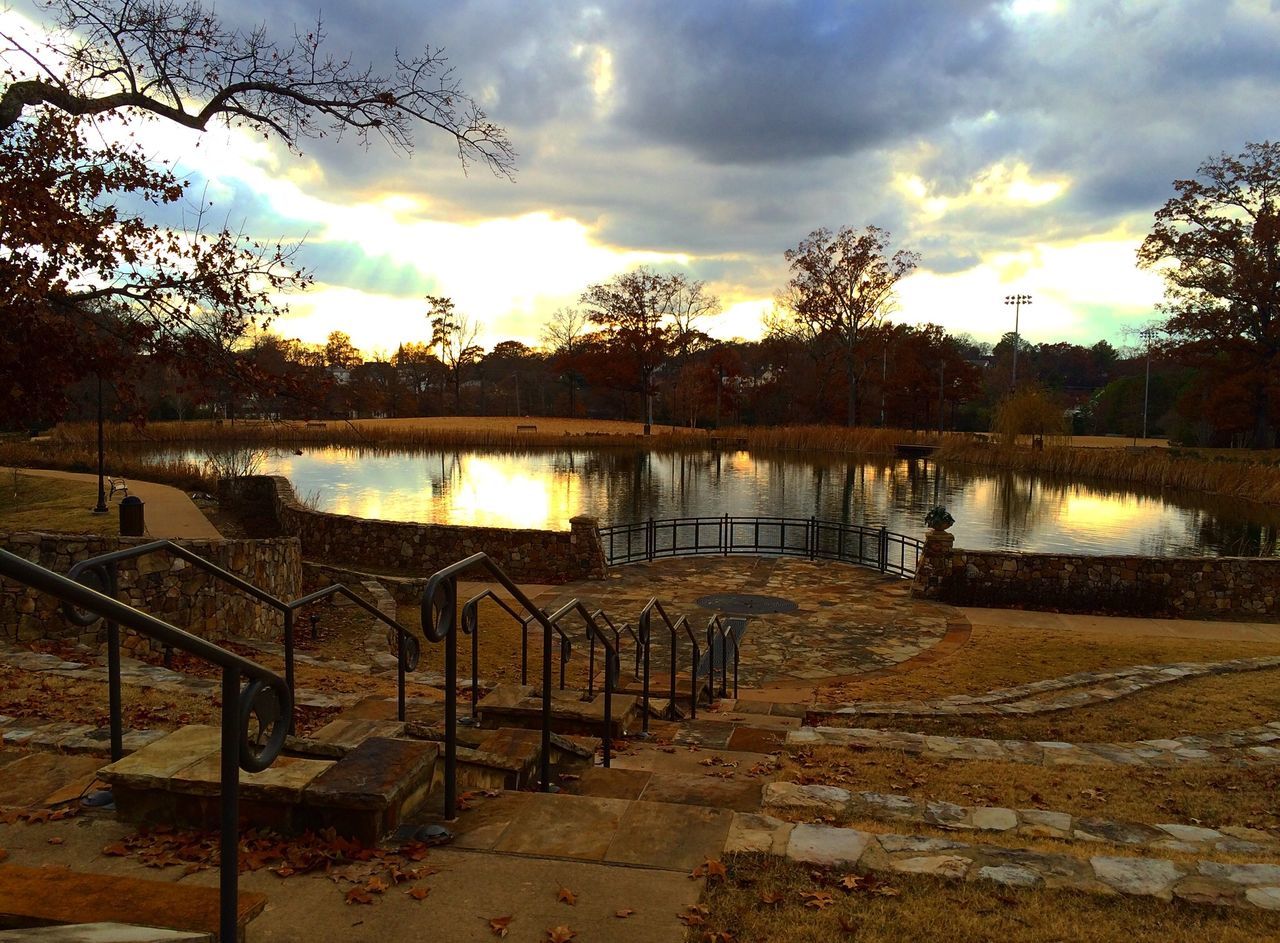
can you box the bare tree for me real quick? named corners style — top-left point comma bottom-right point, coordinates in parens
top-left (426, 295), bottom-right (481, 412)
top-left (0, 0), bottom-right (515, 173)
top-left (665, 275), bottom-right (720, 361)
top-left (539, 305), bottom-right (589, 416)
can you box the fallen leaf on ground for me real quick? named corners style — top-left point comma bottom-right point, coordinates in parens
top-left (486, 915), bottom-right (513, 937)
top-left (546, 926), bottom-right (577, 942)
top-left (46, 837), bottom-right (64, 845)
top-left (344, 886), bottom-right (374, 905)
top-left (406, 885), bottom-right (430, 901)
top-left (615, 907), bottom-right (635, 918)
top-left (760, 890), bottom-right (784, 905)
top-left (691, 857), bottom-right (728, 882)
top-left (556, 886), bottom-right (577, 905)
top-left (802, 890), bottom-right (835, 910)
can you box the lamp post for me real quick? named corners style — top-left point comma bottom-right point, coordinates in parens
top-left (92, 372), bottom-right (108, 514)
top-left (1004, 294), bottom-right (1032, 391)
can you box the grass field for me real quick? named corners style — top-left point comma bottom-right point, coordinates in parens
top-left (694, 855), bottom-right (1280, 943)
top-left (0, 472), bottom-right (118, 535)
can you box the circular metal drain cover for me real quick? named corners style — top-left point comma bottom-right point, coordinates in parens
top-left (696, 593), bottom-right (798, 615)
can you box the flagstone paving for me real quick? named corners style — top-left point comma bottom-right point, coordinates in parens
top-left (547, 556), bottom-right (964, 689)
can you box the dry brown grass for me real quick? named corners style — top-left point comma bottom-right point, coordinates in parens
top-left (937, 439), bottom-right (1280, 505)
top-left (45, 416), bottom-right (712, 451)
top-left (695, 854), bottom-right (1280, 943)
top-left (0, 442), bottom-right (211, 491)
top-left (0, 474), bottom-right (118, 535)
top-left (779, 746), bottom-right (1280, 833)
top-left (818, 626), bottom-right (1280, 703)
top-left (819, 667), bottom-right (1280, 743)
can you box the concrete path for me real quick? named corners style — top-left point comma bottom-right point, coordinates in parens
top-left (8, 468), bottom-right (221, 540)
top-left (962, 606), bottom-right (1280, 643)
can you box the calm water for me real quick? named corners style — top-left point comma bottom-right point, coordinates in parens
top-left (165, 446), bottom-right (1280, 557)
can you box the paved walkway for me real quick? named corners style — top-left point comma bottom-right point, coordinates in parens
top-left (8, 468), bottom-right (221, 540)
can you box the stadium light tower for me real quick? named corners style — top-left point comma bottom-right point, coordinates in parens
top-left (1004, 294), bottom-right (1032, 390)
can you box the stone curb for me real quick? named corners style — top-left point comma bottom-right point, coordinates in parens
top-left (787, 722), bottom-right (1280, 767)
top-left (762, 782), bottom-right (1280, 856)
top-left (726, 813), bottom-right (1280, 910)
top-left (811, 656), bottom-right (1280, 718)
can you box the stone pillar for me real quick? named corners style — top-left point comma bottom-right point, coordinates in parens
top-left (569, 515), bottom-right (608, 579)
top-left (912, 528), bottom-right (955, 599)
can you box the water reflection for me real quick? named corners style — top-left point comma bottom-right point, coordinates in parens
top-left (158, 445), bottom-right (1280, 557)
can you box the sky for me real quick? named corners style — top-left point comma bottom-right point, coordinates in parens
top-left (6, 0), bottom-right (1280, 355)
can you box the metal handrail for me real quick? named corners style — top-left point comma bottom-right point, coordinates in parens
top-left (592, 608), bottom-right (642, 680)
top-left (598, 516), bottom-right (924, 578)
top-left (638, 598), bottom-right (700, 726)
top-left (545, 599), bottom-right (621, 767)
top-left (460, 589), bottom-right (570, 722)
top-left (0, 548), bottom-right (290, 943)
top-left (421, 552), bottom-right (566, 820)
top-left (64, 540), bottom-right (418, 736)
top-left (705, 615), bottom-right (740, 700)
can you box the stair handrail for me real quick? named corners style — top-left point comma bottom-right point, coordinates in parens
top-left (288, 584), bottom-right (420, 728)
top-left (1, 547), bottom-right (290, 943)
top-left (460, 589), bottom-right (572, 723)
top-left (592, 607), bottom-right (642, 681)
top-left (638, 598), bottom-right (700, 728)
top-left (705, 615), bottom-right (741, 700)
top-left (545, 599), bottom-right (621, 767)
top-left (421, 552), bottom-right (563, 820)
top-left (63, 540), bottom-right (419, 737)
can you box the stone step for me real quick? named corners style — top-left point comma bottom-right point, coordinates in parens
top-left (97, 726), bottom-right (440, 845)
top-left (0, 865), bottom-right (264, 942)
top-left (0, 749), bottom-right (103, 809)
top-left (607, 742), bottom-right (780, 778)
top-left (0, 924), bottom-right (212, 942)
top-left (476, 684), bottom-right (640, 738)
top-left (565, 765), bottom-right (766, 813)
top-left (436, 789), bottom-right (736, 873)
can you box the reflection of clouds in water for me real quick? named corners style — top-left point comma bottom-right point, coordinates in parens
top-left (148, 445), bottom-right (1280, 556)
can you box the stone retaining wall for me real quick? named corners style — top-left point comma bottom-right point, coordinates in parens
top-left (0, 532), bottom-right (301, 652)
top-left (913, 538), bottom-right (1280, 618)
top-left (220, 475), bottom-right (607, 584)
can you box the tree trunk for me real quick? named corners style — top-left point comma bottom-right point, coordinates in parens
top-left (846, 344), bottom-right (858, 428)
top-left (1253, 384), bottom-right (1274, 448)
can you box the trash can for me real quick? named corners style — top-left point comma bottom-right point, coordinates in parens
top-left (119, 495), bottom-right (145, 536)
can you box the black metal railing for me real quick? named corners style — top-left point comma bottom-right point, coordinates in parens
top-left (545, 600), bottom-right (621, 767)
top-left (421, 553), bottom-right (563, 820)
top-left (459, 589), bottom-right (571, 722)
top-left (598, 516), bottom-right (923, 577)
top-left (705, 615), bottom-right (740, 700)
top-left (0, 548), bottom-right (291, 943)
top-left (64, 540), bottom-right (419, 738)
top-left (590, 608), bottom-right (642, 685)
top-left (638, 598), bottom-right (700, 725)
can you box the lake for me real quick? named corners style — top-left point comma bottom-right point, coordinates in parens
top-left (166, 445), bottom-right (1280, 557)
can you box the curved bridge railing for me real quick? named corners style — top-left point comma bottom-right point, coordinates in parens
top-left (597, 516), bottom-right (923, 578)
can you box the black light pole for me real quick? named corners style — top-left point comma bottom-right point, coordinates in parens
top-left (1004, 294), bottom-right (1032, 390)
top-left (1141, 327), bottom-right (1157, 441)
top-left (93, 372), bottom-right (108, 514)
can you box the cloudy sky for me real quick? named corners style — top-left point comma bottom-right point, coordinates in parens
top-left (7, 0), bottom-right (1280, 354)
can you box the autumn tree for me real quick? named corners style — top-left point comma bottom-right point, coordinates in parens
top-left (579, 268), bottom-right (713, 428)
top-left (323, 331), bottom-right (362, 370)
top-left (0, 0), bottom-right (513, 424)
top-left (1138, 141), bottom-right (1280, 447)
top-left (782, 226), bottom-right (919, 427)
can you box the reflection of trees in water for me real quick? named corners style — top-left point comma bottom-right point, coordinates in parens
top-left (159, 443), bottom-right (1280, 556)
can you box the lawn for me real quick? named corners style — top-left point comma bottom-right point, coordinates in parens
top-left (0, 472), bottom-right (118, 536)
top-left (693, 855), bottom-right (1280, 943)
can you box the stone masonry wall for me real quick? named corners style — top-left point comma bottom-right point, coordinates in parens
top-left (1, 532), bottom-right (301, 653)
top-left (220, 475), bottom-right (608, 584)
top-left (913, 539), bottom-right (1280, 618)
